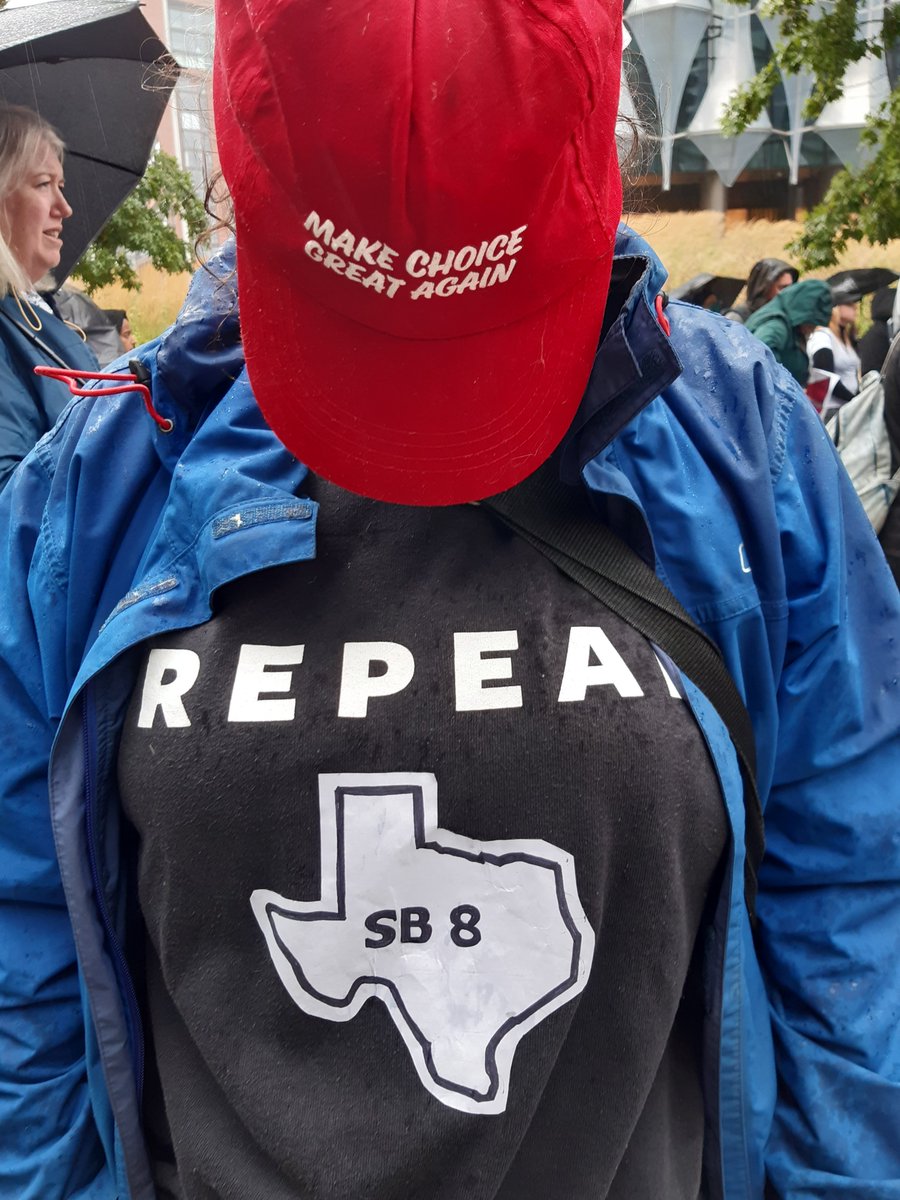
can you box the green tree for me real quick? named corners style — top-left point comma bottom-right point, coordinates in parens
top-left (71, 150), bottom-right (207, 293)
top-left (722, 0), bottom-right (900, 269)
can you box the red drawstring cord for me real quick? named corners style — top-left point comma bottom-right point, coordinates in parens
top-left (654, 293), bottom-right (671, 337)
top-left (33, 364), bottom-right (174, 433)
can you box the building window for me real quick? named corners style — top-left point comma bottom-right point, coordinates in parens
top-left (168, 1), bottom-right (216, 196)
top-left (168, 1), bottom-right (214, 71)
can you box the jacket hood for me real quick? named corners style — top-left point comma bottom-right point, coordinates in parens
top-left (614, 223), bottom-right (670, 296)
top-left (153, 239), bottom-right (242, 427)
top-left (745, 258), bottom-right (798, 313)
top-left (746, 279), bottom-right (833, 334)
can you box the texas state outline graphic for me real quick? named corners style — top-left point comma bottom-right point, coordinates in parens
top-left (251, 772), bottom-right (595, 1115)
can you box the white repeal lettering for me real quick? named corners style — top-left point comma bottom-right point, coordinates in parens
top-left (228, 644), bottom-right (305, 722)
top-left (557, 627), bottom-right (644, 701)
top-left (338, 642), bottom-right (416, 718)
top-left (137, 648), bottom-right (201, 728)
top-left (454, 631), bottom-right (522, 712)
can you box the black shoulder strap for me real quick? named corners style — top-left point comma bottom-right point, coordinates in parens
top-left (483, 459), bottom-right (764, 919)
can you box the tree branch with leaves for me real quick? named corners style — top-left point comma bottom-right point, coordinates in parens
top-left (722, 0), bottom-right (900, 269)
top-left (71, 150), bottom-right (208, 294)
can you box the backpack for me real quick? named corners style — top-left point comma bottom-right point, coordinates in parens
top-left (826, 333), bottom-right (900, 534)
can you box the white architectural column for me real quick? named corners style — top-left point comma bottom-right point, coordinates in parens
top-left (625, 0), bottom-right (714, 189)
top-left (686, 7), bottom-right (772, 188)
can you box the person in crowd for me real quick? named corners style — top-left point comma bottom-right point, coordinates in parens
top-left (722, 257), bottom-right (798, 324)
top-left (0, 2), bottom-right (897, 1199)
top-left (104, 307), bottom-right (138, 355)
top-left (858, 285), bottom-right (897, 376)
top-left (807, 281), bottom-right (862, 420)
top-left (0, 104), bottom-right (97, 490)
top-left (744, 278), bottom-right (834, 385)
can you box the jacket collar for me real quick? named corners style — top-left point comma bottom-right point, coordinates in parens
top-left (131, 240), bottom-right (243, 471)
top-left (561, 226), bottom-right (682, 483)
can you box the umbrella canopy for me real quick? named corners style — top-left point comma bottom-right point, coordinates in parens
top-left (0, 0), bottom-right (179, 284)
top-left (669, 273), bottom-right (746, 312)
top-left (828, 267), bottom-right (899, 304)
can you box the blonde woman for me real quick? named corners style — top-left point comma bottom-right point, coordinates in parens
top-left (0, 104), bottom-right (97, 490)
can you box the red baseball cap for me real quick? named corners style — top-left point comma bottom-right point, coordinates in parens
top-left (214, 0), bottom-right (623, 505)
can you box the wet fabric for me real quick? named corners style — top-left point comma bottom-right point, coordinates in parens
top-left (119, 480), bottom-right (726, 1200)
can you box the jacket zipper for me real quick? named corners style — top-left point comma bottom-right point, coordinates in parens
top-left (82, 682), bottom-right (145, 1101)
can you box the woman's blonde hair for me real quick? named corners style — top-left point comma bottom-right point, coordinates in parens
top-left (0, 104), bottom-right (65, 294)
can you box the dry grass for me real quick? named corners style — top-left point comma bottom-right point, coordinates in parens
top-left (90, 266), bottom-right (194, 346)
top-left (86, 213), bottom-right (900, 345)
top-left (624, 210), bottom-right (900, 294)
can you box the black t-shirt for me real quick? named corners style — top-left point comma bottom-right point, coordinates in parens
top-left (118, 479), bottom-right (727, 1200)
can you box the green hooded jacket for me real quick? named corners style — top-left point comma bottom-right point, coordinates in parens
top-left (745, 280), bottom-right (834, 383)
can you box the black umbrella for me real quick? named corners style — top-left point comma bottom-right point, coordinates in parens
top-left (0, 0), bottom-right (179, 283)
top-left (668, 273), bottom-right (746, 312)
top-left (827, 267), bottom-right (899, 304)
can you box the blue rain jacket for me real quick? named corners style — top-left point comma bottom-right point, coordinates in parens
top-left (0, 293), bottom-right (98, 491)
top-left (0, 231), bottom-right (898, 1200)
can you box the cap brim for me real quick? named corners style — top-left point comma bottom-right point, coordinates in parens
top-left (236, 233), bottom-right (610, 506)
